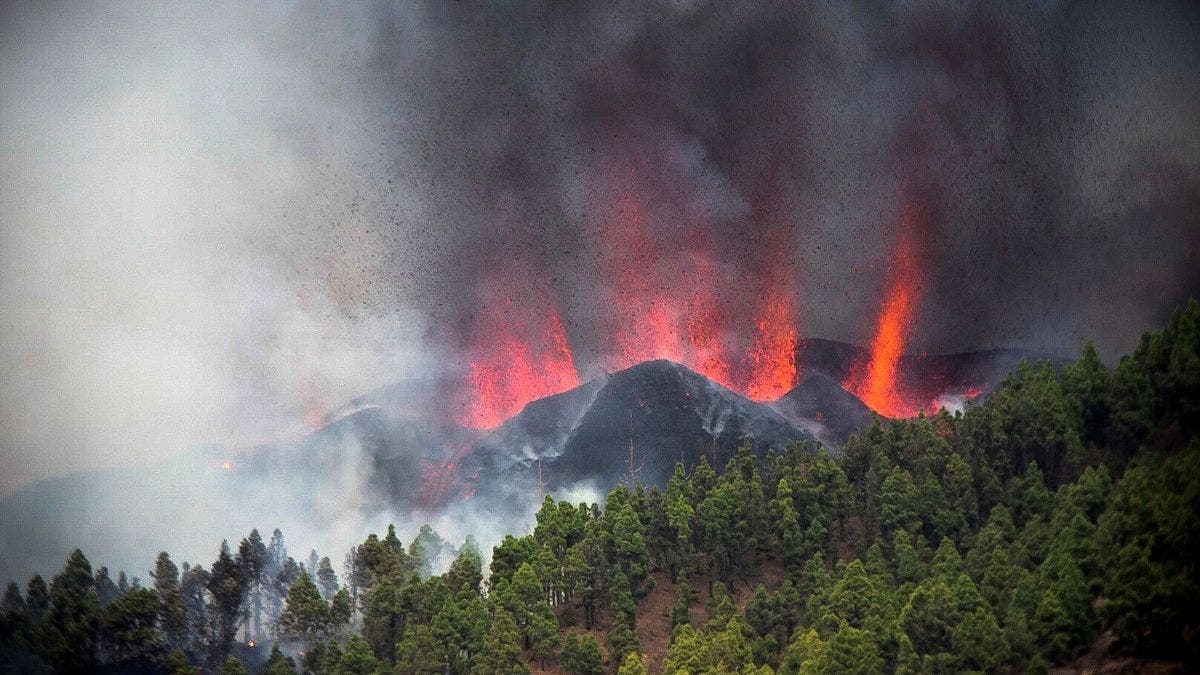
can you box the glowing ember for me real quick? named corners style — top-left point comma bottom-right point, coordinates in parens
top-left (845, 203), bottom-right (924, 417)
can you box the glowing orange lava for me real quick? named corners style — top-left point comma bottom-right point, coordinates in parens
top-left (452, 157), bottom-right (810, 431)
top-left (593, 171), bottom-right (802, 400)
top-left (745, 288), bottom-right (799, 400)
top-left (684, 248), bottom-right (735, 389)
top-left (459, 293), bottom-right (580, 429)
top-left (604, 196), bottom-right (689, 368)
top-left (845, 205), bottom-right (924, 417)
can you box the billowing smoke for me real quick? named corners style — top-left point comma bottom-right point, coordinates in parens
top-left (1, 1), bottom-right (1198, 581)
top-left (386, 0), bottom-right (1200, 370)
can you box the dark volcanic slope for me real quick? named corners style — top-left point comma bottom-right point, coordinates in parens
top-left (773, 372), bottom-right (877, 448)
top-left (469, 377), bottom-right (609, 471)
top-left (244, 407), bottom-right (480, 511)
top-left (798, 338), bottom-right (1062, 402)
top-left (463, 360), bottom-right (815, 500)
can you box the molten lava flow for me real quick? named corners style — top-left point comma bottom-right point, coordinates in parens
top-left (846, 205), bottom-right (924, 418)
top-left (460, 296), bottom-right (580, 430)
top-left (745, 288), bottom-right (799, 400)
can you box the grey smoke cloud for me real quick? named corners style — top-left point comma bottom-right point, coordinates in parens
top-left (0, 0), bottom-right (1198, 577)
top-left (0, 1), bottom-right (430, 493)
top-left (372, 0), bottom-right (1199, 367)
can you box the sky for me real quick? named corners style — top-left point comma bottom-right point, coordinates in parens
top-left (1, 0), bottom-right (1198, 498)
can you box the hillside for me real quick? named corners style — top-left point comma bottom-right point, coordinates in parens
top-left (2, 301), bottom-right (1197, 674)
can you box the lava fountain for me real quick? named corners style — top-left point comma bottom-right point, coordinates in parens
top-left (845, 203), bottom-right (925, 417)
top-left (458, 284), bottom-right (580, 429)
top-left (745, 286), bottom-right (799, 401)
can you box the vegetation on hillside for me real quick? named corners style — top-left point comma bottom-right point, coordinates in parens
top-left (2, 300), bottom-right (1198, 673)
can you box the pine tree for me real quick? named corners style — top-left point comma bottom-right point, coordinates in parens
top-left (337, 633), bottom-right (381, 674)
top-left (101, 587), bottom-right (168, 670)
top-left (608, 620), bottom-right (638, 665)
top-left (899, 578), bottom-right (955, 658)
top-left (780, 628), bottom-right (825, 674)
top-left (44, 549), bottom-right (101, 671)
top-left (329, 587), bottom-right (352, 629)
top-left (881, 467), bottom-right (920, 535)
top-left (433, 586), bottom-right (489, 672)
top-left (561, 631), bottom-right (604, 675)
top-left (361, 579), bottom-right (403, 662)
top-left (706, 581), bottom-right (736, 629)
top-left (217, 654), bottom-right (246, 675)
top-left (265, 529), bottom-right (288, 622)
top-left (94, 567), bottom-right (119, 608)
top-left (25, 575), bottom-right (49, 623)
top-left (670, 577), bottom-right (696, 630)
top-left (303, 639), bottom-right (342, 674)
top-left (166, 648), bottom-right (199, 675)
top-left (264, 644), bottom-right (297, 675)
top-left (152, 552), bottom-right (188, 650)
top-left (1027, 653), bottom-right (1050, 675)
top-left (822, 621), bottom-right (883, 674)
top-left (395, 623), bottom-right (446, 674)
top-left (1063, 342), bottom-right (1112, 451)
top-left (775, 478), bottom-right (806, 572)
top-left (1032, 588), bottom-right (1073, 662)
top-left (529, 611), bottom-right (560, 667)
top-left (472, 609), bottom-right (527, 675)
top-left (446, 539), bottom-right (484, 596)
top-left (314, 552), bottom-right (338, 598)
top-left (663, 624), bottom-right (711, 675)
top-left (2, 582), bottom-right (25, 619)
top-left (206, 541), bottom-right (247, 664)
top-left (980, 545), bottom-right (1017, 614)
top-left (278, 571), bottom-right (329, 646)
top-left (815, 559), bottom-right (890, 634)
top-left (179, 563), bottom-right (210, 657)
top-left (617, 650), bottom-right (649, 675)
top-left (953, 606), bottom-right (1009, 672)
top-left (892, 529), bottom-right (924, 585)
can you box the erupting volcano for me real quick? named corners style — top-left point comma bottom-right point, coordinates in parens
top-left (844, 203), bottom-right (927, 418)
top-left (458, 284), bottom-right (580, 430)
top-left (585, 166), bottom-right (803, 404)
